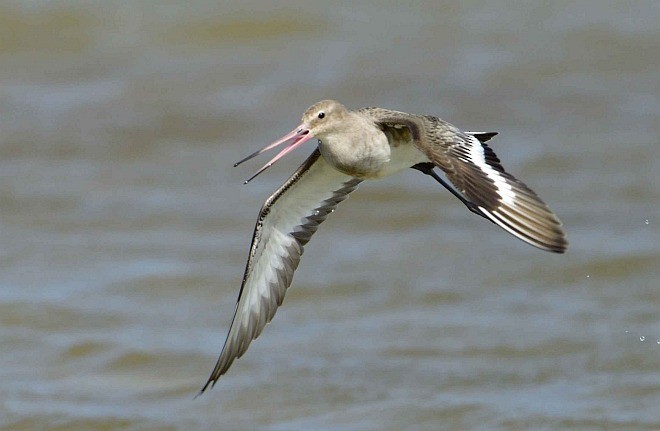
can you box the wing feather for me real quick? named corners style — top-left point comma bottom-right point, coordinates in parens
top-left (199, 149), bottom-right (360, 393)
top-left (358, 107), bottom-right (567, 253)
top-left (424, 127), bottom-right (567, 253)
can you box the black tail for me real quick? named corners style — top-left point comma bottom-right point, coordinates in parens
top-left (470, 132), bottom-right (498, 143)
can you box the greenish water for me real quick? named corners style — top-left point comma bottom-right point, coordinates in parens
top-left (0, 1), bottom-right (658, 430)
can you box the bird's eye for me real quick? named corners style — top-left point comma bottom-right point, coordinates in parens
top-left (317, 111), bottom-right (325, 119)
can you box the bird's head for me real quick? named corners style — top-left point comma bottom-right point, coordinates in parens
top-left (300, 99), bottom-right (350, 138)
top-left (235, 100), bottom-right (349, 183)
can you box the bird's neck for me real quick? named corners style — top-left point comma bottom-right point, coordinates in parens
top-left (317, 116), bottom-right (391, 179)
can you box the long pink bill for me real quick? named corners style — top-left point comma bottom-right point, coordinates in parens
top-left (235, 126), bottom-right (315, 184)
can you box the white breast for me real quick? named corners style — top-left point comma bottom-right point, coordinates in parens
top-left (317, 114), bottom-right (429, 179)
top-left (370, 140), bottom-right (429, 179)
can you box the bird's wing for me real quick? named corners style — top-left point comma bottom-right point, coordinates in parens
top-left (359, 107), bottom-right (567, 253)
top-left (199, 149), bottom-right (361, 393)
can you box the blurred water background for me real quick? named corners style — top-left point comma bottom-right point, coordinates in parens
top-left (0, 1), bottom-right (658, 430)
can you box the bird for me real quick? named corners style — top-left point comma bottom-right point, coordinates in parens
top-left (197, 99), bottom-right (567, 394)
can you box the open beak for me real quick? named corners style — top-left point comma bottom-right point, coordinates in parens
top-left (234, 125), bottom-right (315, 184)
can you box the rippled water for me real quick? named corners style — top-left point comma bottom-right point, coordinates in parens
top-left (1, 1), bottom-right (658, 430)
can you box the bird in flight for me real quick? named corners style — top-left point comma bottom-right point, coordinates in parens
top-left (198, 100), bottom-right (567, 395)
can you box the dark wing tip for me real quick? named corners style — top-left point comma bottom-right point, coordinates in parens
top-left (196, 356), bottom-right (225, 396)
top-left (197, 150), bottom-right (362, 395)
top-left (475, 180), bottom-right (569, 254)
top-left (196, 364), bottom-right (227, 396)
top-left (429, 130), bottom-right (567, 254)
top-left (480, 204), bottom-right (568, 253)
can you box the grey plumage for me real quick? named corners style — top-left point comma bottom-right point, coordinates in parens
top-left (199, 150), bottom-right (360, 393)
top-left (199, 100), bottom-right (567, 394)
top-left (359, 106), bottom-right (567, 253)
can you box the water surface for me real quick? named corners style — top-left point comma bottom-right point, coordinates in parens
top-left (0, 1), bottom-right (658, 430)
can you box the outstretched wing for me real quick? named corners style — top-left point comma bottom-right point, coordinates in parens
top-left (418, 118), bottom-right (567, 253)
top-left (359, 107), bottom-right (567, 253)
top-left (199, 149), bottom-right (361, 393)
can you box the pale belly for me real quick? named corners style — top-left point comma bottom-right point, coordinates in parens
top-left (366, 141), bottom-right (429, 179)
top-left (318, 134), bottom-right (429, 180)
